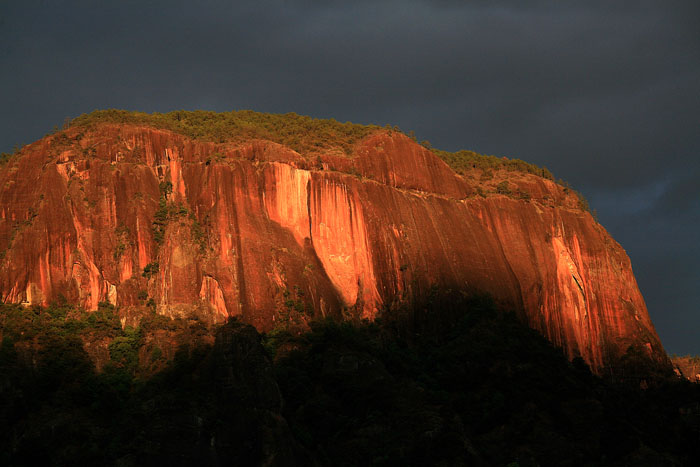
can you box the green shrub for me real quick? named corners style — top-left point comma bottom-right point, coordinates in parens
top-left (108, 326), bottom-right (142, 373)
top-left (86, 305), bottom-right (121, 334)
top-left (158, 181), bottom-right (173, 197)
top-left (150, 346), bottom-right (163, 362)
top-left (152, 198), bottom-right (169, 244)
top-left (142, 262), bottom-right (159, 278)
top-left (496, 181), bottom-right (511, 195)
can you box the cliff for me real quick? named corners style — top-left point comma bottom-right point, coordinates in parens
top-left (0, 112), bottom-right (668, 373)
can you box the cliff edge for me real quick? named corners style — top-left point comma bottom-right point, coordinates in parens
top-left (0, 111), bottom-right (668, 373)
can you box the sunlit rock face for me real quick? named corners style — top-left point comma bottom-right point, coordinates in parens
top-left (0, 124), bottom-right (667, 373)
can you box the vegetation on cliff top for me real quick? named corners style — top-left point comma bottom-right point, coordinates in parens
top-left (67, 109), bottom-right (554, 180)
top-left (65, 109), bottom-right (592, 212)
top-left (430, 146), bottom-right (554, 180)
top-left (69, 109), bottom-right (380, 156)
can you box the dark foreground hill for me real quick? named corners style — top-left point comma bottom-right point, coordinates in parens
top-left (0, 297), bottom-right (697, 466)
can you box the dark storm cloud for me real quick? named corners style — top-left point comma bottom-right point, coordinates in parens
top-left (0, 0), bottom-right (698, 353)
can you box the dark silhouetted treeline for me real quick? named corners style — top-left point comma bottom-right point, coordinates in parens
top-left (1, 297), bottom-right (700, 466)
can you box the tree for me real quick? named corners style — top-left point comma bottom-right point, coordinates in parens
top-left (496, 181), bottom-right (511, 195)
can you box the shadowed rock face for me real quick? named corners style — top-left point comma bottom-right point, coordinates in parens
top-left (0, 124), bottom-right (668, 373)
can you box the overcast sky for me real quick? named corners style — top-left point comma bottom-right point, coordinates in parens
top-left (1, 0), bottom-right (698, 354)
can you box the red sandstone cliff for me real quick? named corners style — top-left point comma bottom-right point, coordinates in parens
top-left (0, 123), bottom-right (668, 373)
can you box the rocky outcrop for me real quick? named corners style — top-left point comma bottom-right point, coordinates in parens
top-left (672, 356), bottom-right (700, 382)
top-left (0, 123), bottom-right (668, 373)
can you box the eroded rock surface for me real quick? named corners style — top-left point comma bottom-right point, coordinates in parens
top-left (0, 124), bottom-right (667, 372)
